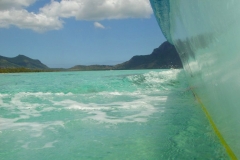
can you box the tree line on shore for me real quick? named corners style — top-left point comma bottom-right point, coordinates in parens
top-left (0, 68), bottom-right (45, 73)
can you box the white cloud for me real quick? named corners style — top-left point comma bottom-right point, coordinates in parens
top-left (0, 0), bottom-right (36, 10)
top-left (0, 9), bottom-right (63, 32)
top-left (41, 0), bottom-right (153, 20)
top-left (94, 22), bottom-right (105, 29)
top-left (0, 0), bottom-right (62, 32)
top-left (0, 0), bottom-right (153, 32)
top-left (40, 0), bottom-right (80, 18)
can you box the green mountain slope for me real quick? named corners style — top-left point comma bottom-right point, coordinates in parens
top-left (114, 41), bottom-right (182, 69)
top-left (0, 55), bottom-right (48, 69)
top-left (70, 41), bottom-right (182, 71)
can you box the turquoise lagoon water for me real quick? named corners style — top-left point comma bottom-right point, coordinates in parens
top-left (0, 69), bottom-right (228, 159)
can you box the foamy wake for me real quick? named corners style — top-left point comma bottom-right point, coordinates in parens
top-left (0, 69), bottom-right (186, 151)
top-left (0, 70), bottom-right (184, 143)
top-left (0, 90), bottom-right (167, 137)
top-left (126, 69), bottom-right (183, 90)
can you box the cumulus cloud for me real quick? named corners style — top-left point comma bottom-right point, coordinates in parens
top-left (0, 0), bottom-right (62, 32)
top-left (41, 0), bottom-right (153, 20)
top-left (0, 0), bottom-right (153, 32)
top-left (0, 9), bottom-right (63, 32)
top-left (94, 22), bottom-right (105, 29)
top-left (0, 0), bottom-right (36, 10)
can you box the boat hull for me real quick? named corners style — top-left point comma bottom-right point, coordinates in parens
top-left (150, 0), bottom-right (240, 158)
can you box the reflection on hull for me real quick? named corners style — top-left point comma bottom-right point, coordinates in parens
top-left (150, 0), bottom-right (240, 159)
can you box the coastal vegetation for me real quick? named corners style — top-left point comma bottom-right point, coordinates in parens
top-left (0, 67), bottom-right (43, 73)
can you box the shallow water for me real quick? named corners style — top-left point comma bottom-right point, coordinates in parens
top-left (0, 69), bottom-right (228, 159)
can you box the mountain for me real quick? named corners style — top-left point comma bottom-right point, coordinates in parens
top-left (0, 55), bottom-right (48, 69)
top-left (114, 41), bottom-right (182, 70)
top-left (70, 65), bottom-right (113, 71)
top-left (0, 41), bottom-right (182, 71)
top-left (69, 41), bottom-right (182, 71)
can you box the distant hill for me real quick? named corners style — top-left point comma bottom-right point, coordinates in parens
top-left (0, 55), bottom-right (48, 69)
top-left (0, 41), bottom-right (182, 72)
top-left (114, 41), bottom-right (182, 70)
top-left (70, 65), bottom-right (113, 71)
top-left (70, 41), bottom-right (182, 71)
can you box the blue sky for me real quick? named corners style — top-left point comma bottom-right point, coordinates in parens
top-left (0, 0), bottom-right (166, 68)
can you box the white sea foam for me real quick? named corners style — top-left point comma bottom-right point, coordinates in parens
top-left (52, 94), bottom-right (166, 124)
top-left (0, 117), bottom-right (64, 137)
top-left (53, 99), bottom-right (110, 110)
top-left (126, 69), bottom-right (182, 90)
top-left (0, 89), bottom-right (167, 126)
top-left (0, 70), bottom-right (177, 132)
top-left (41, 140), bottom-right (58, 149)
top-left (21, 142), bottom-right (30, 149)
top-left (21, 140), bottom-right (58, 149)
